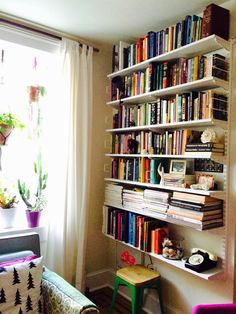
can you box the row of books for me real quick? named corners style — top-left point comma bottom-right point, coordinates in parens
top-left (111, 129), bottom-right (203, 156)
top-left (105, 205), bottom-right (167, 252)
top-left (111, 157), bottom-right (160, 184)
top-left (112, 90), bottom-right (228, 129)
top-left (112, 13), bottom-right (202, 72)
top-left (112, 4), bottom-right (229, 72)
top-left (167, 191), bottom-right (223, 230)
top-left (111, 53), bottom-right (228, 101)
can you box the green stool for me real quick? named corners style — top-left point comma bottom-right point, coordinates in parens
top-left (109, 264), bottom-right (165, 314)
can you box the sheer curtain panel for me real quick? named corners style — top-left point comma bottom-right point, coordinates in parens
top-left (45, 38), bottom-right (93, 292)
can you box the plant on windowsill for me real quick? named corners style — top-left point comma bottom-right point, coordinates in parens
top-left (0, 187), bottom-right (18, 229)
top-left (0, 113), bottom-right (25, 145)
top-left (18, 154), bottom-right (48, 228)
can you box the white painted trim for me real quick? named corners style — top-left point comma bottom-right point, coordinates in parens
top-left (0, 24), bottom-right (60, 53)
top-left (0, 225), bottom-right (48, 241)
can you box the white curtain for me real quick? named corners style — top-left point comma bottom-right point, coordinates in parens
top-left (45, 38), bottom-right (93, 292)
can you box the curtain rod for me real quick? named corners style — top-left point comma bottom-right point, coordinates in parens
top-left (0, 15), bottom-right (99, 52)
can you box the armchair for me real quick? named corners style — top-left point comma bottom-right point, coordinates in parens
top-left (192, 303), bottom-right (236, 314)
top-left (0, 232), bottom-right (99, 314)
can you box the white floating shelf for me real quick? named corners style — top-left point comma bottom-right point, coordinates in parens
top-left (106, 152), bottom-right (226, 163)
top-left (104, 202), bottom-right (225, 231)
top-left (104, 178), bottom-right (226, 199)
top-left (107, 77), bottom-right (229, 107)
top-left (106, 119), bottom-right (228, 133)
top-left (104, 233), bottom-right (224, 280)
top-left (150, 254), bottom-right (224, 281)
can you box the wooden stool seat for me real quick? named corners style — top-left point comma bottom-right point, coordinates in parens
top-left (117, 264), bottom-right (161, 286)
top-left (109, 265), bottom-right (165, 314)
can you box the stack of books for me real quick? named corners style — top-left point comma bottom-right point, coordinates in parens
top-left (123, 188), bottom-right (144, 210)
top-left (163, 174), bottom-right (195, 188)
top-left (143, 189), bottom-right (171, 218)
top-left (105, 183), bottom-right (123, 208)
top-left (185, 142), bottom-right (224, 156)
top-left (167, 191), bottom-right (223, 230)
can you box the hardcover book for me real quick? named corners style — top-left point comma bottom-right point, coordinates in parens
top-left (170, 198), bottom-right (222, 211)
top-left (112, 45), bottom-right (119, 72)
top-left (168, 214), bottom-right (223, 230)
top-left (168, 205), bottom-right (222, 221)
top-left (172, 191), bottom-right (219, 204)
top-left (202, 3), bottom-right (230, 40)
top-left (119, 41), bottom-right (131, 70)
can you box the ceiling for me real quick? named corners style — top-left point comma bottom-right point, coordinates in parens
top-left (0, 0), bottom-right (233, 47)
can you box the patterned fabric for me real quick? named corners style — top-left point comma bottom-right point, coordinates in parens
top-left (42, 269), bottom-right (99, 314)
top-left (0, 256), bottom-right (43, 314)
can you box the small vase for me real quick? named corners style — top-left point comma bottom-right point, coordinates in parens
top-left (0, 207), bottom-right (17, 229)
top-left (26, 210), bottom-right (41, 228)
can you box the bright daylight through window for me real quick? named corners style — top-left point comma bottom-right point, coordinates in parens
top-left (0, 38), bottom-right (58, 229)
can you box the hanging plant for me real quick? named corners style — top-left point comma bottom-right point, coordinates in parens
top-left (28, 85), bottom-right (46, 103)
top-left (0, 113), bottom-right (25, 145)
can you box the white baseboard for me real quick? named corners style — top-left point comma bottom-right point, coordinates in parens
top-left (86, 268), bottom-right (115, 292)
top-left (86, 268), bottom-right (182, 314)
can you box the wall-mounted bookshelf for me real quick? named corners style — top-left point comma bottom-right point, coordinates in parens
top-left (104, 8), bottom-right (232, 280)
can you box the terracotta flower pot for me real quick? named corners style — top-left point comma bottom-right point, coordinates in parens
top-left (0, 124), bottom-right (13, 145)
top-left (26, 210), bottom-right (41, 228)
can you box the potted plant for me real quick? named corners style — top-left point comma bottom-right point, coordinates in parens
top-left (18, 155), bottom-right (48, 228)
top-left (0, 113), bottom-right (25, 145)
top-left (0, 187), bottom-right (18, 229)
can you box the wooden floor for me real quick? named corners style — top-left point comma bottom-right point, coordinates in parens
top-left (87, 286), bottom-right (147, 314)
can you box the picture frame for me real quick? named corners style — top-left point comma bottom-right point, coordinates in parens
top-left (196, 173), bottom-right (215, 190)
top-left (169, 160), bottom-right (187, 175)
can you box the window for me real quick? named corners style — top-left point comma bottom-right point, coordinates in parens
top-left (0, 34), bottom-right (60, 229)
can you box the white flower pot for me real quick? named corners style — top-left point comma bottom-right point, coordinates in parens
top-left (0, 207), bottom-right (17, 228)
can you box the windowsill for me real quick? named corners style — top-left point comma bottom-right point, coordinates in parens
top-left (0, 225), bottom-right (48, 242)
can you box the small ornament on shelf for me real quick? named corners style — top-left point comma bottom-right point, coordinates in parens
top-left (157, 163), bottom-right (165, 185)
top-left (162, 238), bottom-right (184, 260)
top-left (201, 128), bottom-right (218, 144)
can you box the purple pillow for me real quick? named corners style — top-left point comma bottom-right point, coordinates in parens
top-left (0, 254), bottom-right (37, 267)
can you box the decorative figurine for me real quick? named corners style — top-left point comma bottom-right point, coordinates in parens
top-left (158, 163), bottom-right (164, 185)
top-left (201, 128), bottom-right (218, 143)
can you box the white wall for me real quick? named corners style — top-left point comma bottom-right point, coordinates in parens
top-left (86, 45), bottom-right (113, 274)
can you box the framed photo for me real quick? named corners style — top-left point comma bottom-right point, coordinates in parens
top-left (196, 173), bottom-right (215, 190)
top-left (169, 160), bottom-right (187, 175)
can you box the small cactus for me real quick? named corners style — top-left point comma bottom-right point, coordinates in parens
top-left (18, 153), bottom-right (47, 211)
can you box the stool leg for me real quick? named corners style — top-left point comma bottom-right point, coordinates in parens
top-left (156, 280), bottom-right (165, 314)
top-left (131, 286), bottom-right (144, 314)
top-left (109, 277), bottom-right (120, 314)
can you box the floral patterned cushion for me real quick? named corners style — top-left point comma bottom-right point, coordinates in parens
top-left (42, 268), bottom-right (98, 314)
